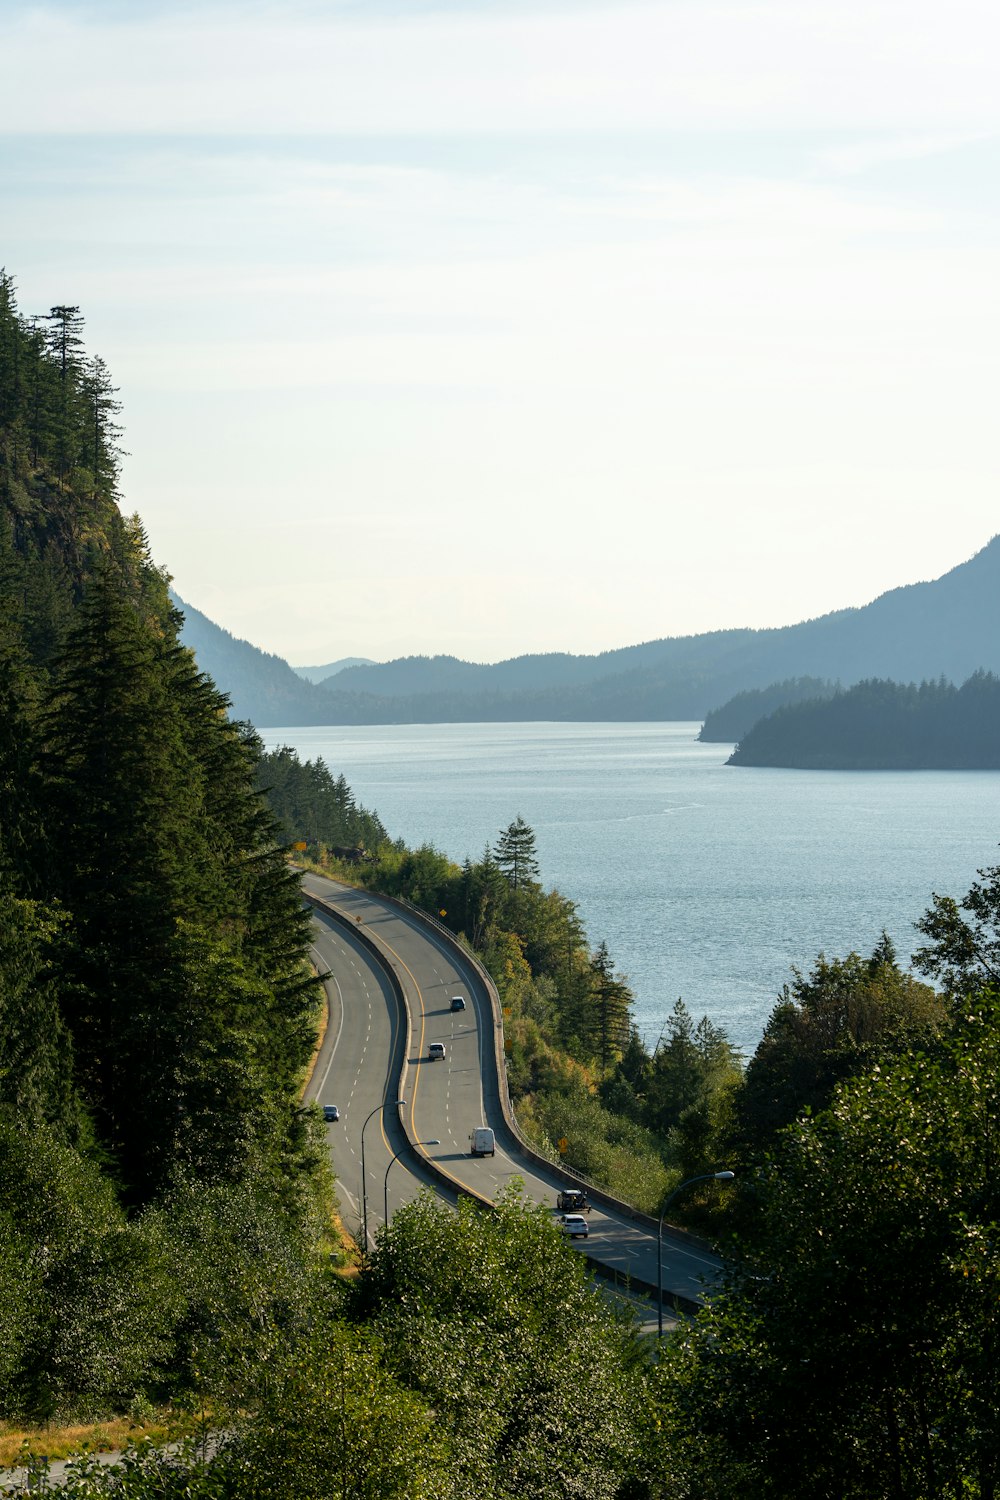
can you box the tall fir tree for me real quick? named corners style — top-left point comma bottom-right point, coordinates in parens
top-left (494, 815), bottom-right (540, 891)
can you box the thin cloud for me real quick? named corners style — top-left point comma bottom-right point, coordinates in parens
top-left (4, 1), bottom-right (1000, 134)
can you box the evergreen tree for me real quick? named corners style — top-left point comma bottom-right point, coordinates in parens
top-left (586, 940), bottom-right (633, 1072)
top-left (79, 354), bottom-right (124, 504)
top-left (41, 305), bottom-right (86, 486)
top-left (493, 814), bottom-right (540, 891)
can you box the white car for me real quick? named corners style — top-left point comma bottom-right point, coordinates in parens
top-left (558, 1213), bottom-right (589, 1239)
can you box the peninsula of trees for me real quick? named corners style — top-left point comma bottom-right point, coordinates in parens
top-left (697, 675), bottom-right (835, 742)
top-left (728, 671), bottom-right (1000, 769)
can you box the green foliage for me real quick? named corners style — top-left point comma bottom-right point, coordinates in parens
top-left (0, 1116), bottom-right (180, 1418)
top-left (493, 814), bottom-right (540, 890)
top-left (733, 934), bottom-right (944, 1161)
top-left (255, 744), bottom-right (388, 856)
top-left (35, 575), bottom-right (320, 1202)
top-left (223, 1321), bottom-right (449, 1500)
top-left (518, 1086), bottom-right (671, 1214)
top-left (0, 280), bottom-right (328, 1424)
top-left (657, 989), bottom-right (1000, 1498)
top-left (350, 1189), bottom-right (650, 1500)
top-left (0, 273), bottom-right (159, 669)
top-left (914, 855), bottom-right (1000, 997)
top-left (0, 897), bottom-right (80, 1135)
top-left (138, 1181), bottom-right (325, 1406)
top-left (596, 1003), bottom-right (742, 1198)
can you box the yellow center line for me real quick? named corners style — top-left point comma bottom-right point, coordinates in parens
top-left (314, 878), bottom-right (493, 1205)
top-left (371, 926), bottom-right (493, 1204)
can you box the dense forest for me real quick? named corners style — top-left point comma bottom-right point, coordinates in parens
top-left (728, 671), bottom-right (1000, 768)
top-left (0, 271), bottom-right (332, 1425)
top-left (5, 272), bottom-right (1000, 1497)
top-left (698, 675), bottom-right (835, 742)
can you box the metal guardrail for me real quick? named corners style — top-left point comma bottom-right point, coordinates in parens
top-left (373, 892), bottom-right (717, 1260)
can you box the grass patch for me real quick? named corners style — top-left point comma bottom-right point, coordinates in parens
top-left (0, 1410), bottom-right (196, 1468)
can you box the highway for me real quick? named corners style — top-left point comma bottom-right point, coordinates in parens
top-left (301, 870), bottom-right (723, 1309)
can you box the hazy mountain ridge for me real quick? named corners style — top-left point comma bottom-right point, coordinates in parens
top-left (176, 537), bottom-right (1000, 726)
top-left (293, 656), bottom-right (375, 683)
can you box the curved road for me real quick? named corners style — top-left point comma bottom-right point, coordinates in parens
top-left (302, 871), bottom-right (723, 1307)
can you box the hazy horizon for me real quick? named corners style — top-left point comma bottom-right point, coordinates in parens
top-left (187, 530), bottom-right (995, 670)
top-left (4, 1), bottom-right (999, 663)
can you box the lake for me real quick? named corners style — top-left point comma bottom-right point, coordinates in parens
top-left (261, 722), bottom-right (1000, 1057)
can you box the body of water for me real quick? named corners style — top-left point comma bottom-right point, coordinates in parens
top-left (262, 722), bottom-right (1000, 1057)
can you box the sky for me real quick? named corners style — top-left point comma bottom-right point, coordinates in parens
top-left (3, 0), bottom-right (999, 666)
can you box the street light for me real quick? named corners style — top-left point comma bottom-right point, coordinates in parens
top-left (657, 1170), bottom-right (735, 1337)
top-left (384, 1140), bottom-right (440, 1226)
top-left (360, 1099), bottom-right (405, 1250)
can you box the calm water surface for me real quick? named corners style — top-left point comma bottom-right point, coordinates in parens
top-left (262, 722), bottom-right (1000, 1056)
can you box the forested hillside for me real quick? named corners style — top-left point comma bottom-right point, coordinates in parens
top-left (0, 273), bottom-right (329, 1416)
top-left (728, 671), bottom-right (1000, 768)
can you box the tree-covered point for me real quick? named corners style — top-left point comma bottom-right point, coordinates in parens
top-left (728, 670), bottom-right (1000, 768)
top-left (698, 676), bottom-right (835, 743)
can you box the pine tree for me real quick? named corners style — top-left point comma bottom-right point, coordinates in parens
top-left (79, 355), bottom-right (124, 504)
top-left (494, 815), bottom-right (540, 891)
top-left (41, 305), bottom-right (86, 486)
top-left (40, 574), bottom-right (209, 1185)
top-left (586, 941), bottom-right (633, 1072)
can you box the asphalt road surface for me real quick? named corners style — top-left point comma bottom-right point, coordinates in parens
top-left (302, 870), bottom-right (724, 1307)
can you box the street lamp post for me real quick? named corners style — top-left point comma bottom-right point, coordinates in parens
top-left (360, 1099), bottom-right (405, 1251)
top-left (657, 1170), bottom-right (735, 1337)
top-left (384, 1140), bottom-right (440, 1226)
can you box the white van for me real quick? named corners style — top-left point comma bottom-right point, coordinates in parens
top-left (428, 1041), bottom-right (446, 1060)
top-left (470, 1127), bottom-right (495, 1157)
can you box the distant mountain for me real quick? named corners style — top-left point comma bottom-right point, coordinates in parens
top-left (728, 672), bottom-right (1000, 769)
top-left (173, 594), bottom-right (336, 725)
top-left (175, 536), bottom-right (1000, 727)
top-left (293, 657), bottom-right (375, 684)
top-left (327, 537), bottom-right (1000, 708)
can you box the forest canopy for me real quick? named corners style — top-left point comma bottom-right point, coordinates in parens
top-left (728, 671), bottom-right (1000, 769)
